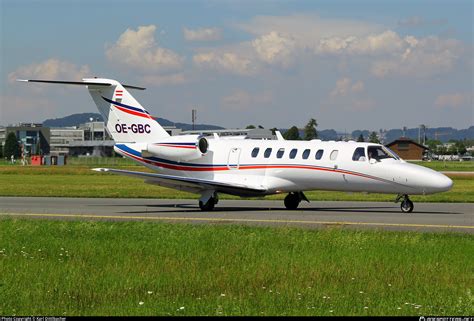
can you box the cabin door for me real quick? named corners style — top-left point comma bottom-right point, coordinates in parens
top-left (227, 148), bottom-right (241, 170)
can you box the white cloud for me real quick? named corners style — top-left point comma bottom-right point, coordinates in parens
top-left (352, 98), bottom-right (375, 111)
top-left (317, 30), bottom-right (405, 55)
top-left (193, 52), bottom-right (257, 76)
top-left (330, 78), bottom-right (365, 98)
top-left (141, 73), bottom-right (187, 86)
top-left (328, 78), bottom-right (374, 112)
top-left (183, 27), bottom-right (222, 41)
top-left (252, 31), bottom-right (297, 67)
top-left (370, 36), bottom-right (463, 78)
top-left (222, 89), bottom-right (273, 110)
top-left (8, 59), bottom-right (91, 83)
top-left (238, 14), bottom-right (382, 42)
top-left (106, 25), bottom-right (183, 72)
top-left (315, 29), bottom-right (464, 78)
top-left (435, 93), bottom-right (471, 109)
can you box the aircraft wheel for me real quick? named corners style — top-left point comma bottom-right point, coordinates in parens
top-left (400, 198), bottom-right (414, 213)
top-left (284, 193), bottom-right (300, 210)
top-left (199, 197), bottom-right (216, 211)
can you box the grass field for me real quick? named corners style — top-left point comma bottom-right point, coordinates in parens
top-left (410, 160), bottom-right (474, 172)
top-left (0, 163), bottom-right (472, 202)
top-left (0, 218), bottom-right (472, 316)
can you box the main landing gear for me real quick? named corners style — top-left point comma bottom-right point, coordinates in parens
top-left (396, 194), bottom-right (414, 213)
top-left (199, 192), bottom-right (219, 211)
top-left (284, 192), bottom-right (309, 210)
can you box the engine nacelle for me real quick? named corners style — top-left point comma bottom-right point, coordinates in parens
top-left (144, 135), bottom-right (208, 161)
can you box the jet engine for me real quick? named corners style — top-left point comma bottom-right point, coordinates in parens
top-left (144, 134), bottom-right (208, 161)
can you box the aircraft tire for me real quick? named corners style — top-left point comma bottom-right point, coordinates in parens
top-left (284, 193), bottom-right (300, 210)
top-left (400, 198), bottom-right (414, 213)
top-left (199, 198), bottom-right (216, 211)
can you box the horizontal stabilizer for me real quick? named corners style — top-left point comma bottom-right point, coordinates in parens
top-left (17, 79), bottom-right (145, 90)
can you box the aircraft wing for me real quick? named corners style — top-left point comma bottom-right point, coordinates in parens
top-left (92, 168), bottom-right (268, 197)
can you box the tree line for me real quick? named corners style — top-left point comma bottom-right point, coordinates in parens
top-left (247, 118), bottom-right (382, 143)
top-left (1, 132), bottom-right (20, 159)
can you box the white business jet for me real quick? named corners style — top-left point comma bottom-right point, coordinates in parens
top-left (19, 78), bottom-right (453, 213)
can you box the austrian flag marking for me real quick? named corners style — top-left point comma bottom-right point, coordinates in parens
top-left (115, 90), bottom-right (123, 97)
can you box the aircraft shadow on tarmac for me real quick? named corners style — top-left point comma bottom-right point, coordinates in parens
top-left (112, 203), bottom-right (461, 215)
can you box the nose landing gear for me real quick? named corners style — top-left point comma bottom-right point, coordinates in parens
top-left (396, 194), bottom-right (414, 213)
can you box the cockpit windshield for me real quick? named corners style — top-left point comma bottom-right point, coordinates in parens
top-left (384, 146), bottom-right (401, 160)
top-left (368, 145), bottom-right (399, 161)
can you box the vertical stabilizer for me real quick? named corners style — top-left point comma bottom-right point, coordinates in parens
top-left (84, 78), bottom-right (169, 142)
top-left (18, 78), bottom-right (170, 143)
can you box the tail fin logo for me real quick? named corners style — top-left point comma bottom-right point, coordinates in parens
top-left (102, 96), bottom-right (153, 120)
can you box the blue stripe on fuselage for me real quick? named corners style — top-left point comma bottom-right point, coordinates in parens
top-left (102, 96), bottom-right (150, 114)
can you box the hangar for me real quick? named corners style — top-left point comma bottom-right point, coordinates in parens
top-left (385, 137), bottom-right (429, 161)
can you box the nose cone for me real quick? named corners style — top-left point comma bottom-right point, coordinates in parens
top-left (420, 169), bottom-right (453, 194)
top-left (398, 163), bottom-right (453, 194)
top-left (431, 173), bottom-right (453, 193)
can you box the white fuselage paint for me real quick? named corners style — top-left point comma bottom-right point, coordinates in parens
top-left (19, 78), bottom-right (453, 200)
top-left (114, 139), bottom-right (453, 197)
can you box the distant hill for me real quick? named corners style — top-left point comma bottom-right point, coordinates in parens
top-left (43, 113), bottom-right (224, 131)
top-left (43, 113), bottom-right (104, 127)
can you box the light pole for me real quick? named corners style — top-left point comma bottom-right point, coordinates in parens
top-left (192, 109), bottom-right (197, 131)
top-left (89, 117), bottom-right (94, 141)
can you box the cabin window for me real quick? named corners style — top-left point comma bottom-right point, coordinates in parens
top-left (276, 148), bottom-right (285, 158)
top-left (289, 149), bottom-right (298, 159)
top-left (251, 147), bottom-right (260, 158)
top-left (315, 149), bottom-right (324, 160)
top-left (302, 149), bottom-right (310, 159)
top-left (352, 147), bottom-right (366, 161)
top-left (264, 148), bottom-right (272, 158)
top-left (330, 150), bottom-right (339, 160)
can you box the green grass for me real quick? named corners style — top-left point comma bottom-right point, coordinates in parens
top-left (410, 160), bottom-right (474, 172)
top-left (0, 165), bottom-right (472, 202)
top-left (0, 218), bottom-right (472, 316)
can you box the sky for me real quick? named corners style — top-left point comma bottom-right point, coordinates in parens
top-left (1, 0), bottom-right (473, 131)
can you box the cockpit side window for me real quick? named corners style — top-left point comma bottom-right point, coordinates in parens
top-left (368, 146), bottom-right (397, 161)
top-left (352, 147), bottom-right (366, 161)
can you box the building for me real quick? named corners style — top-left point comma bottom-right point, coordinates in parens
top-left (164, 126), bottom-right (182, 136)
top-left (385, 137), bottom-right (429, 160)
top-left (50, 127), bottom-right (85, 155)
top-left (0, 123), bottom-right (50, 156)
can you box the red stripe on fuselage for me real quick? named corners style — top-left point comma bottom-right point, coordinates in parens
top-left (114, 105), bottom-right (151, 119)
top-left (116, 148), bottom-right (388, 183)
top-left (156, 144), bottom-right (196, 149)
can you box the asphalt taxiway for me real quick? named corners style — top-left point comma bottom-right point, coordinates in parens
top-left (0, 197), bottom-right (472, 233)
